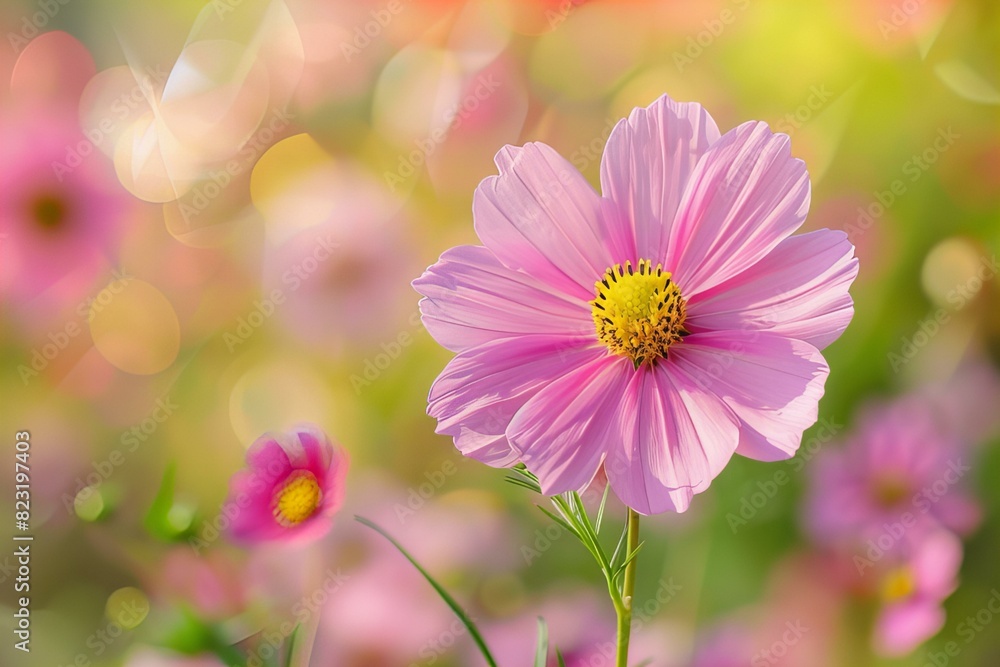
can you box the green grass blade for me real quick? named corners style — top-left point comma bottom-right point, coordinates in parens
top-left (355, 516), bottom-right (498, 667)
top-left (534, 617), bottom-right (549, 667)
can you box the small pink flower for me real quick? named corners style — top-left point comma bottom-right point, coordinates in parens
top-left (226, 425), bottom-right (348, 544)
top-left (415, 93), bottom-right (858, 514)
top-left (873, 529), bottom-right (962, 656)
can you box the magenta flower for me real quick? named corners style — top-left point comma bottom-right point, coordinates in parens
top-left (226, 425), bottom-right (348, 544)
top-left (414, 94), bottom-right (858, 514)
top-left (805, 396), bottom-right (981, 544)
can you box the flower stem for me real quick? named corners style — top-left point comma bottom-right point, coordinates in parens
top-left (616, 508), bottom-right (640, 667)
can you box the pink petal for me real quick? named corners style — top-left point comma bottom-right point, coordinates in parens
top-left (429, 335), bottom-right (603, 467)
top-left (227, 468), bottom-right (286, 543)
top-left (245, 436), bottom-right (293, 483)
top-left (666, 121), bottom-right (810, 297)
top-left (294, 426), bottom-right (348, 515)
top-left (508, 355), bottom-right (633, 495)
top-left (291, 426), bottom-right (335, 481)
top-left (473, 142), bottom-right (616, 300)
top-left (671, 332), bottom-right (829, 462)
top-left (606, 363), bottom-right (741, 514)
top-left (875, 600), bottom-right (944, 657)
top-left (687, 229), bottom-right (858, 349)
top-left (911, 529), bottom-right (962, 598)
top-left (600, 94), bottom-right (720, 263)
top-left (414, 245), bottom-right (592, 353)
top-left (934, 492), bottom-right (983, 536)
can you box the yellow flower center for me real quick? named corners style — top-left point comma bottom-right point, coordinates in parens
top-left (31, 194), bottom-right (67, 231)
top-left (880, 566), bottom-right (916, 602)
top-left (273, 471), bottom-right (323, 526)
top-left (873, 475), bottom-right (910, 507)
top-left (591, 259), bottom-right (688, 368)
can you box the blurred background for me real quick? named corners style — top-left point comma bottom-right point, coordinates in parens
top-left (1, 0), bottom-right (999, 665)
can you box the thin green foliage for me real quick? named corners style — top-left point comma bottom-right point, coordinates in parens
top-left (355, 516), bottom-right (498, 667)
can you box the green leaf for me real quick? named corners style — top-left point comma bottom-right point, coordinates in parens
top-left (505, 467), bottom-right (542, 494)
top-left (355, 516), bottom-right (498, 667)
top-left (284, 624), bottom-right (300, 667)
top-left (159, 609), bottom-right (243, 666)
top-left (609, 522), bottom-right (629, 571)
top-left (534, 617), bottom-right (548, 667)
top-left (536, 505), bottom-right (581, 540)
top-left (594, 484), bottom-right (611, 535)
top-left (144, 464), bottom-right (193, 542)
top-left (556, 494), bottom-right (613, 578)
top-left (556, 648), bottom-right (567, 667)
top-left (613, 541), bottom-right (646, 582)
top-left (506, 476), bottom-right (543, 493)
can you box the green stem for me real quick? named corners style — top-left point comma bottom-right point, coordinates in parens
top-left (616, 508), bottom-right (641, 667)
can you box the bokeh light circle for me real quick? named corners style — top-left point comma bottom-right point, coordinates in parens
top-left (89, 279), bottom-right (181, 375)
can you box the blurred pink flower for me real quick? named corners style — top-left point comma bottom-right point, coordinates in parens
top-left (154, 549), bottom-right (246, 620)
top-left (1, 33), bottom-right (128, 304)
top-left (278, 474), bottom-right (517, 666)
top-left (688, 554), bottom-right (843, 667)
top-left (0, 109), bottom-right (126, 301)
top-left (805, 396), bottom-right (981, 544)
top-left (415, 93), bottom-right (858, 514)
top-left (873, 529), bottom-right (962, 656)
top-left (475, 591), bottom-right (614, 667)
top-left (226, 425), bottom-right (348, 544)
top-left (310, 553), bottom-right (456, 666)
top-left (351, 474), bottom-right (517, 573)
top-left (691, 623), bottom-right (755, 667)
top-left (260, 161), bottom-right (417, 355)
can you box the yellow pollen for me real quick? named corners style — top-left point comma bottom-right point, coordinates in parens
top-left (880, 566), bottom-right (916, 602)
top-left (273, 471), bottom-right (323, 527)
top-left (591, 259), bottom-right (688, 368)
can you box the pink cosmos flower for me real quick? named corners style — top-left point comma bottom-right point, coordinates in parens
top-left (414, 94), bottom-right (858, 514)
top-left (1, 33), bottom-right (128, 302)
top-left (0, 109), bottom-right (127, 301)
top-left (873, 528), bottom-right (962, 656)
top-left (805, 396), bottom-right (981, 545)
top-left (226, 425), bottom-right (348, 544)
